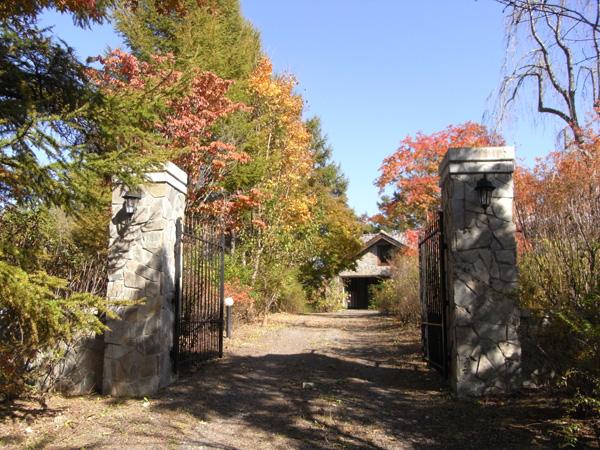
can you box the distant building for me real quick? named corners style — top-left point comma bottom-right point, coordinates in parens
top-left (339, 231), bottom-right (409, 309)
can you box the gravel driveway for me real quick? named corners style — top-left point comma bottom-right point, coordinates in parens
top-left (1, 310), bottom-right (591, 449)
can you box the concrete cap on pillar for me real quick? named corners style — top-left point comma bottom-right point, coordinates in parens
top-left (439, 146), bottom-right (515, 186)
top-left (146, 162), bottom-right (188, 194)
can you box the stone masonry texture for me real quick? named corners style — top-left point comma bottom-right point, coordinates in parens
top-left (103, 162), bottom-right (187, 397)
top-left (439, 147), bottom-right (521, 397)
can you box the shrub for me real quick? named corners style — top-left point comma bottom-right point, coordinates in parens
top-left (250, 263), bottom-right (308, 322)
top-left (0, 205), bottom-right (112, 399)
top-left (224, 279), bottom-right (257, 323)
top-left (227, 249), bottom-right (310, 321)
top-left (370, 279), bottom-right (397, 313)
top-left (0, 261), bottom-right (113, 400)
top-left (310, 277), bottom-right (346, 312)
top-left (369, 253), bottom-right (419, 324)
top-left (516, 142), bottom-right (599, 418)
top-left (276, 270), bottom-right (307, 314)
top-left (224, 253), bottom-right (254, 287)
top-left (518, 196), bottom-right (600, 406)
top-left (0, 206), bottom-right (108, 296)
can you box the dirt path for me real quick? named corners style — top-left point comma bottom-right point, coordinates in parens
top-left (1, 311), bottom-right (592, 449)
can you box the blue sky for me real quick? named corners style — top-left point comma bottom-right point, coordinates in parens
top-left (41, 1), bottom-right (561, 216)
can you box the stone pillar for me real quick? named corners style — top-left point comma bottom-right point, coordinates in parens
top-left (439, 147), bottom-right (520, 396)
top-left (103, 162), bottom-right (187, 397)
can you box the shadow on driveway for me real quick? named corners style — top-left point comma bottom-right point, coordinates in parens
top-left (150, 313), bottom-right (558, 449)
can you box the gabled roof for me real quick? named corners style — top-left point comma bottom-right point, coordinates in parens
top-left (356, 231), bottom-right (405, 258)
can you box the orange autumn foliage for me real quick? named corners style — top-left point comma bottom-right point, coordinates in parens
top-left (515, 112), bottom-right (600, 252)
top-left (514, 113), bottom-right (600, 399)
top-left (224, 280), bottom-right (254, 305)
top-left (375, 122), bottom-right (504, 228)
top-left (402, 229), bottom-right (420, 257)
top-left (90, 49), bottom-right (253, 225)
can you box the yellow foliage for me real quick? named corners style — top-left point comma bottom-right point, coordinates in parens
top-left (248, 57), bottom-right (315, 236)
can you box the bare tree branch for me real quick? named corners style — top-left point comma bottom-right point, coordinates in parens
top-left (497, 0), bottom-right (600, 31)
top-left (494, 0), bottom-right (599, 148)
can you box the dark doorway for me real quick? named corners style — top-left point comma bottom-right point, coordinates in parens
top-left (345, 277), bottom-right (381, 309)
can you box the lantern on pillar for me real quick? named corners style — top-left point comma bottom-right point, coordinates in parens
top-left (122, 190), bottom-right (142, 218)
top-left (474, 175), bottom-right (495, 211)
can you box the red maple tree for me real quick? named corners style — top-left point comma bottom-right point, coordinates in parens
top-left (374, 122), bottom-right (503, 228)
top-left (90, 49), bottom-right (255, 225)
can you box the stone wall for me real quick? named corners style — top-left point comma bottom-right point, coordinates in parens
top-left (103, 162), bottom-right (187, 396)
top-left (52, 334), bottom-right (104, 395)
top-left (440, 147), bottom-right (521, 396)
top-left (339, 232), bottom-right (407, 278)
top-left (340, 245), bottom-right (392, 278)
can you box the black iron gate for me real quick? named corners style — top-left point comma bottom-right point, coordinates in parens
top-left (419, 211), bottom-right (448, 378)
top-left (173, 218), bottom-right (225, 370)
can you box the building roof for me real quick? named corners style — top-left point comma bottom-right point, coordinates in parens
top-left (357, 230), bottom-right (405, 257)
top-left (359, 230), bottom-right (406, 244)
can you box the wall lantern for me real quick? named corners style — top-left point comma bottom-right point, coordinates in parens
top-left (122, 190), bottom-right (142, 218)
top-left (474, 174), bottom-right (495, 211)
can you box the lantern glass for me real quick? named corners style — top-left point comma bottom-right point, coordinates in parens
top-left (475, 175), bottom-right (495, 211)
top-left (125, 197), bottom-right (135, 215)
top-left (122, 190), bottom-right (142, 217)
top-left (479, 189), bottom-right (492, 209)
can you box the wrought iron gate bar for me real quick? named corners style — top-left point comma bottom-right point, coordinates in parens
top-left (173, 217), bottom-right (225, 371)
top-left (419, 210), bottom-right (449, 378)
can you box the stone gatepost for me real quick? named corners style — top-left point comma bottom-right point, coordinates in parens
top-left (103, 162), bottom-right (187, 397)
top-left (439, 147), bottom-right (520, 396)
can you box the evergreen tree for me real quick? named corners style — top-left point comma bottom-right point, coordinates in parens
top-left (0, 8), bottom-right (169, 399)
top-left (115, 0), bottom-right (261, 82)
top-left (0, 17), bottom-right (167, 212)
top-left (306, 116), bottom-right (348, 198)
top-left (0, 18), bottom-right (98, 209)
top-left (300, 117), bottom-right (361, 297)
